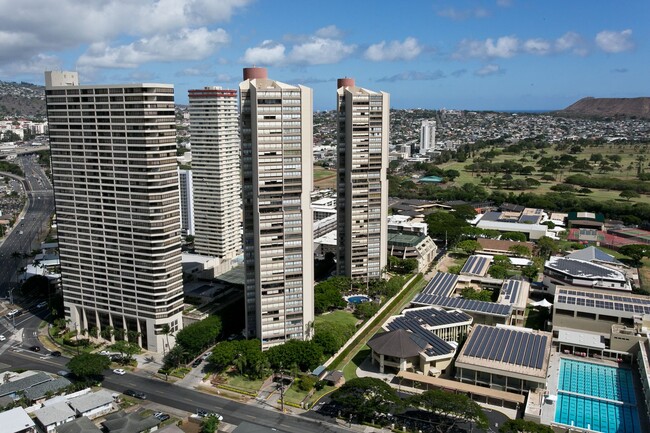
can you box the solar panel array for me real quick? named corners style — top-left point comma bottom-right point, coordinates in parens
top-left (460, 255), bottom-right (490, 276)
top-left (413, 294), bottom-right (513, 317)
top-left (548, 257), bottom-right (624, 280)
top-left (463, 325), bottom-right (548, 370)
top-left (556, 288), bottom-right (650, 315)
top-left (401, 307), bottom-right (472, 327)
top-left (386, 317), bottom-right (455, 357)
top-left (421, 272), bottom-right (458, 297)
top-left (519, 214), bottom-right (541, 224)
top-left (500, 279), bottom-right (522, 305)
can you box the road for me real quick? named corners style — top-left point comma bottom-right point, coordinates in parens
top-left (0, 347), bottom-right (350, 433)
top-left (0, 154), bottom-right (55, 299)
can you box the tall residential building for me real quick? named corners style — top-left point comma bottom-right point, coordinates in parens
top-left (44, 71), bottom-right (184, 352)
top-left (419, 119), bottom-right (436, 154)
top-left (336, 78), bottom-right (389, 281)
top-left (178, 169), bottom-right (195, 236)
top-left (239, 67), bottom-right (314, 350)
top-left (188, 87), bottom-right (241, 259)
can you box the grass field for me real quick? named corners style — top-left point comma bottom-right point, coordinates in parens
top-left (314, 310), bottom-right (359, 328)
top-left (438, 142), bottom-right (649, 204)
top-left (313, 165), bottom-right (336, 189)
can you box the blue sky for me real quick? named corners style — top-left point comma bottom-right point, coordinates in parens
top-left (1, 0), bottom-right (647, 110)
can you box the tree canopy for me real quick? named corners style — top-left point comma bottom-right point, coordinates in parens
top-left (409, 389), bottom-right (488, 431)
top-left (314, 277), bottom-right (349, 314)
top-left (618, 244), bottom-right (650, 265)
top-left (331, 377), bottom-right (401, 422)
top-left (175, 316), bottom-right (222, 358)
top-left (67, 353), bottom-right (111, 379)
top-left (266, 339), bottom-right (323, 372)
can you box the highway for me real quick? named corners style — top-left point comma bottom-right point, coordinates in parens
top-left (0, 154), bottom-right (55, 299)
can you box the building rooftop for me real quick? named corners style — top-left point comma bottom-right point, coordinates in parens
top-left (34, 401), bottom-right (76, 426)
top-left (566, 246), bottom-right (622, 265)
top-left (368, 329), bottom-right (427, 358)
top-left (556, 329), bottom-right (606, 349)
top-left (68, 390), bottom-right (114, 414)
top-left (24, 376), bottom-right (71, 400)
top-left (102, 410), bottom-right (160, 433)
top-left (456, 325), bottom-right (552, 379)
top-left (413, 294), bottom-right (513, 317)
top-left (56, 416), bottom-right (102, 433)
top-left (556, 287), bottom-right (650, 315)
top-left (0, 371), bottom-right (51, 397)
top-left (460, 255), bottom-right (491, 277)
top-left (387, 231), bottom-right (426, 247)
top-left (546, 257), bottom-right (627, 282)
top-left (0, 407), bottom-right (36, 432)
top-left (420, 272), bottom-right (458, 297)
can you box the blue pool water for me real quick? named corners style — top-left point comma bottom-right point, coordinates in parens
top-left (347, 295), bottom-right (370, 304)
top-left (555, 359), bottom-right (640, 433)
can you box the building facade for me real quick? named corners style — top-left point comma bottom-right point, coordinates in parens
top-left (419, 119), bottom-right (436, 154)
top-left (178, 169), bottom-right (195, 236)
top-left (239, 67), bottom-right (314, 350)
top-left (336, 78), bottom-right (389, 282)
top-left (44, 71), bottom-right (184, 352)
top-left (188, 87), bottom-right (241, 259)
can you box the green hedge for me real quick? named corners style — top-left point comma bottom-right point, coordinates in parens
top-left (216, 384), bottom-right (257, 397)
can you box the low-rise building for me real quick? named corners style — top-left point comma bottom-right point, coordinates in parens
top-left (543, 256), bottom-right (631, 294)
top-left (67, 390), bottom-right (115, 419)
top-left (0, 407), bottom-right (36, 433)
top-left (33, 401), bottom-right (76, 432)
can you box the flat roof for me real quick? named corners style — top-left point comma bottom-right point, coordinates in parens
top-left (420, 272), bottom-right (458, 297)
top-left (456, 325), bottom-right (552, 378)
top-left (556, 287), bottom-right (650, 315)
top-left (498, 279), bottom-right (529, 310)
top-left (556, 329), bottom-right (606, 349)
top-left (0, 407), bottom-right (35, 431)
top-left (413, 294), bottom-right (513, 317)
top-left (397, 371), bottom-right (526, 404)
top-left (460, 255), bottom-right (491, 277)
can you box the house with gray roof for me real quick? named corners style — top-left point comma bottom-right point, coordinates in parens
top-left (101, 410), bottom-right (160, 433)
top-left (33, 401), bottom-right (75, 432)
top-left (0, 371), bottom-right (51, 399)
top-left (24, 377), bottom-right (71, 402)
top-left (67, 389), bottom-right (115, 419)
top-left (0, 406), bottom-right (37, 433)
top-left (56, 416), bottom-right (102, 433)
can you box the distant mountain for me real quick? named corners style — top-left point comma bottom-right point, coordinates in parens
top-left (555, 97), bottom-right (650, 120)
top-left (0, 80), bottom-right (46, 118)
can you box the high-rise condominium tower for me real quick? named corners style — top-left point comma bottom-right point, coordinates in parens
top-left (239, 67), bottom-right (314, 350)
top-left (420, 119), bottom-right (436, 155)
top-left (178, 169), bottom-right (195, 236)
top-left (188, 87), bottom-right (241, 259)
top-left (336, 78), bottom-right (389, 281)
top-left (44, 71), bottom-right (184, 352)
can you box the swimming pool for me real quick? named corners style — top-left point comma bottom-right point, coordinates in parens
top-left (347, 295), bottom-right (370, 304)
top-left (555, 358), bottom-right (640, 433)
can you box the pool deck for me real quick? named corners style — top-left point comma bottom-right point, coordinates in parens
top-left (541, 351), bottom-right (647, 433)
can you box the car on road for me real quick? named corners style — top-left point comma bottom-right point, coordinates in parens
top-left (196, 409), bottom-right (222, 420)
top-left (191, 358), bottom-right (202, 368)
top-left (30, 345), bottom-right (41, 352)
top-left (50, 350), bottom-right (61, 357)
top-left (124, 389), bottom-right (147, 399)
top-left (0, 335), bottom-right (6, 342)
top-left (113, 369), bottom-right (126, 375)
top-left (154, 412), bottom-right (170, 422)
top-left (36, 301), bottom-right (47, 308)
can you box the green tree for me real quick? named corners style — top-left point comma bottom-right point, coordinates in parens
top-left (410, 389), bottom-right (488, 431)
top-left (314, 276), bottom-right (349, 314)
top-left (110, 340), bottom-right (141, 364)
top-left (314, 321), bottom-right (356, 355)
top-left (535, 236), bottom-right (558, 258)
top-left (618, 244), bottom-right (650, 265)
top-left (231, 339), bottom-right (268, 379)
top-left (461, 287), bottom-right (492, 302)
top-left (331, 377), bottom-right (401, 422)
top-left (200, 415), bottom-right (220, 433)
top-left (67, 353), bottom-right (111, 379)
top-left (522, 264), bottom-right (540, 281)
top-left (207, 341), bottom-right (238, 372)
top-left (175, 316), bottom-right (222, 358)
top-left (266, 340), bottom-right (324, 372)
top-left (508, 244), bottom-right (532, 258)
top-left (456, 240), bottom-right (482, 255)
top-left (619, 190), bottom-right (640, 201)
top-left (501, 232), bottom-right (527, 242)
top-left (500, 419), bottom-right (554, 433)
top-left (354, 301), bottom-right (380, 320)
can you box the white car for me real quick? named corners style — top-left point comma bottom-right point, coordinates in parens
top-left (113, 369), bottom-right (126, 375)
top-left (0, 335), bottom-right (6, 342)
top-left (36, 301), bottom-right (47, 308)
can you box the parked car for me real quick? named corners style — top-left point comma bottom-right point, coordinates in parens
top-left (124, 389), bottom-right (147, 399)
top-left (50, 351), bottom-right (61, 357)
top-left (196, 409), bottom-right (222, 421)
top-left (0, 335), bottom-right (6, 342)
top-left (113, 369), bottom-right (126, 375)
top-left (36, 301), bottom-right (47, 308)
top-left (191, 358), bottom-right (202, 367)
top-left (30, 345), bottom-right (41, 352)
top-left (154, 412), bottom-right (170, 422)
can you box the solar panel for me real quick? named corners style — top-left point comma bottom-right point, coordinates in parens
top-left (515, 333), bottom-right (529, 365)
top-left (523, 334), bottom-right (537, 368)
top-left (535, 335), bottom-right (547, 369)
top-left (488, 328), bottom-right (504, 360)
top-left (507, 332), bottom-right (522, 364)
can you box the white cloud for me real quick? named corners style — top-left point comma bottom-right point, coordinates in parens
top-left (595, 29), bottom-right (634, 53)
top-left (523, 38), bottom-right (551, 55)
top-left (241, 40), bottom-right (286, 66)
top-left (554, 32), bottom-right (588, 56)
top-left (314, 25), bottom-right (344, 39)
top-left (475, 64), bottom-right (504, 76)
top-left (77, 28), bottom-right (230, 69)
top-left (0, 0), bottom-right (250, 69)
top-left (289, 38), bottom-right (356, 65)
top-left (0, 53), bottom-right (61, 77)
top-left (364, 37), bottom-right (423, 61)
top-left (437, 7), bottom-right (489, 20)
top-left (454, 36), bottom-right (519, 59)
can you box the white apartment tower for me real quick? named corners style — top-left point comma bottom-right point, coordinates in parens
top-left (419, 119), bottom-right (436, 154)
top-left (178, 169), bottom-right (195, 236)
top-left (188, 87), bottom-right (241, 258)
top-left (44, 71), bottom-right (184, 352)
top-left (336, 78), bottom-right (389, 281)
top-left (239, 67), bottom-right (314, 350)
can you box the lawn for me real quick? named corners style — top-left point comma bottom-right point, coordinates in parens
top-left (313, 165), bottom-right (336, 180)
top-left (315, 310), bottom-right (359, 328)
top-left (342, 346), bottom-right (370, 380)
top-left (313, 165), bottom-right (336, 189)
top-left (225, 373), bottom-right (265, 392)
top-left (638, 258), bottom-right (650, 294)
